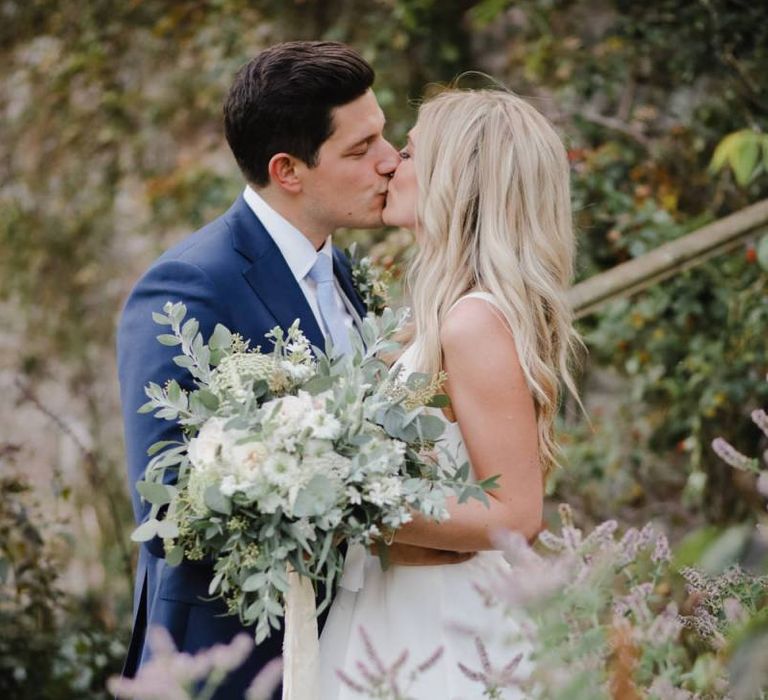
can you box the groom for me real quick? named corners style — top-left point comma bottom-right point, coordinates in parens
top-left (117, 41), bottom-right (470, 699)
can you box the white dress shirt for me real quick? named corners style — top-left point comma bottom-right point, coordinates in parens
top-left (243, 186), bottom-right (359, 341)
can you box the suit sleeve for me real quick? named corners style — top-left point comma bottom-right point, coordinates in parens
top-left (117, 258), bottom-right (232, 559)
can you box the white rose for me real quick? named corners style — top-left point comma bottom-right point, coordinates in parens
top-left (188, 417), bottom-right (228, 470)
top-left (267, 394), bottom-right (313, 425)
top-left (229, 439), bottom-right (269, 480)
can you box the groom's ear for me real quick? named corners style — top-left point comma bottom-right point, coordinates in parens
top-left (267, 153), bottom-right (303, 194)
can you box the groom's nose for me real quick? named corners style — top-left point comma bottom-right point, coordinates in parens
top-left (376, 139), bottom-right (400, 177)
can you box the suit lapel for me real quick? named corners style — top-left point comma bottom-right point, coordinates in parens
top-left (229, 195), bottom-right (325, 350)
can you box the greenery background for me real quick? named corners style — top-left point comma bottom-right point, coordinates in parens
top-left (1, 0), bottom-right (767, 697)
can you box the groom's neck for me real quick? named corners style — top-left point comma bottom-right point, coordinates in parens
top-left (254, 185), bottom-right (331, 251)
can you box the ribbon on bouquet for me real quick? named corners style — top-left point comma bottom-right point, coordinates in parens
top-left (282, 565), bottom-right (319, 700)
top-left (281, 544), bottom-right (369, 699)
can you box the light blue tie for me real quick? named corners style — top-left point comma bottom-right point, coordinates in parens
top-left (306, 253), bottom-right (353, 356)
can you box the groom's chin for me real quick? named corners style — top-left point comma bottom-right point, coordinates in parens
top-left (352, 208), bottom-right (387, 229)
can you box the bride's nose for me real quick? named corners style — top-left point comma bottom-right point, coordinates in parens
top-left (376, 140), bottom-right (400, 177)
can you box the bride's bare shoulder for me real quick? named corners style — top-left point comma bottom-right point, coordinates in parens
top-left (440, 296), bottom-right (527, 394)
top-left (440, 296), bottom-right (513, 349)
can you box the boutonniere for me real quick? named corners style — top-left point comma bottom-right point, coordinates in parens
top-left (345, 242), bottom-right (392, 316)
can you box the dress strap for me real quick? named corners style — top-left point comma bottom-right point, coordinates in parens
top-left (447, 291), bottom-right (504, 314)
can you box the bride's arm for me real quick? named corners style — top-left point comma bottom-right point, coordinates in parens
top-left (393, 298), bottom-right (544, 552)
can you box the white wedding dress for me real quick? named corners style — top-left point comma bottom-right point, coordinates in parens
top-left (318, 293), bottom-right (532, 700)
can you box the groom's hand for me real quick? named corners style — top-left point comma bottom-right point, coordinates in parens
top-left (370, 541), bottom-right (476, 566)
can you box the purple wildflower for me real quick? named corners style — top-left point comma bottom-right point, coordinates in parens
top-left (757, 471), bottom-right (768, 498)
top-left (652, 533), bottom-right (672, 564)
top-left (246, 657), bottom-right (283, 700)
top-left (456, 636), bottom-right (524, 693)
top-left (337, 627), bottom-right (443, 699)
top-left (711, 437), bottom-right (757, 472)
top-left (107, 628), bottom-right (255, 700)
top-left (751, 408), bottom-right (768, 438)
top-left (645, 602), bottom-right (683, 645)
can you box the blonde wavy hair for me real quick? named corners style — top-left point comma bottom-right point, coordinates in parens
top-left (405, 88), bottom-right (584, 481)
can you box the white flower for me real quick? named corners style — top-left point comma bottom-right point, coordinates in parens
top-left (304, 438), bottom-right (334, 457)
top-left (355, 438), bottom-right (407, 476)
top-left (281, 360), bottom-right (314, 384)
top-left (270, 393), bottom-right (310, 423)
top-left (302, 453), bottom-right (352, 479)
top-left (363, 476), bottom-right (403, 507)
top-left (258, 453), bottom-right (303, 497)
top-left (229, 439), bottom-right (269, 479)
top-left (188, 417), bottom-right (229, 471)
top-left (220, 475), bottom-right (239, 497)
top-left (306, 411), bottom-right (342, 440)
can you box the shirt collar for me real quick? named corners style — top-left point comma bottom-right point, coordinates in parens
top-left (243, 185), bottom-right (332, 282)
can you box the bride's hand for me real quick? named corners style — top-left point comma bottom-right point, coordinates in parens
top-left (369, 541), bottom-right (475, 566)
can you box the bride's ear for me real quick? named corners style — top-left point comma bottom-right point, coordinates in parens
top-left (267, 153), bottom-right (303, 194)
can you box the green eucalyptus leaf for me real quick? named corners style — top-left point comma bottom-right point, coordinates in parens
top-left (196, 389), bottom-right (220, 410)
top-left (147, 440), bottom-right (179, 456)
top-left (182, 318), bottom-right (199, 342)
top-left (415, 414), bottom-right (445, 442)
top-left (264, 598), bottom-right (283, 616)
top-left (167, 380), bottom-right (181, 402)
top-left (426, 393), bottom-right (451, 409)
top-left (165, 545), bottom-right (184, 566)
top-left (157, 519), bottom-right (179, 539)
top-left (204, 485), bottom-right (232, 515)
top-left (136, 481), bottom-right (173, 505)
top-left (302, 376), bottom-right (334, 395)
top-left (382, 407), bottom-right (406, 438)
top-left (208, 570), bottom-right (224, 596)
top-left (209, 323), bottom-right (232, 350)
top-left (292, 474), bottom-right (338, 517)
top-left (157, 334), bottom-right (182, 346)
top-left (243, 573), bottom-right (267, 592)
top-left (131, 519), bottom-right (159, 542)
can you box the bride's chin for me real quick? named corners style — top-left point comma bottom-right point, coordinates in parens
top-left (381, 206), bottom-right (397, 227)
top-left (382, 205), bottom-right (413, 230)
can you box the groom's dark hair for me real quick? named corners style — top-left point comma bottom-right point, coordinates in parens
top-left (224, 41), bottom-right (375, 187)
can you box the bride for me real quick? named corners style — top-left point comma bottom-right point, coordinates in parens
top-left (318, 88), bottom-right (582, 699)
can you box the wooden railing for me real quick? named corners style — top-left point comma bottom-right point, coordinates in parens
top-left (567, 199), bottom-right (768, 319)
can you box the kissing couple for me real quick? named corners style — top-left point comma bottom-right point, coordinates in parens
top-left (117, 40), bottom-right (581, 699)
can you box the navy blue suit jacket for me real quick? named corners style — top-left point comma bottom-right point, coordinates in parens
top-left (116, 195), bottom-right (366, 698)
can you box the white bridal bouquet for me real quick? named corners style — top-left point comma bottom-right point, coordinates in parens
top-left (131, 302), bottom-right (494, 645)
